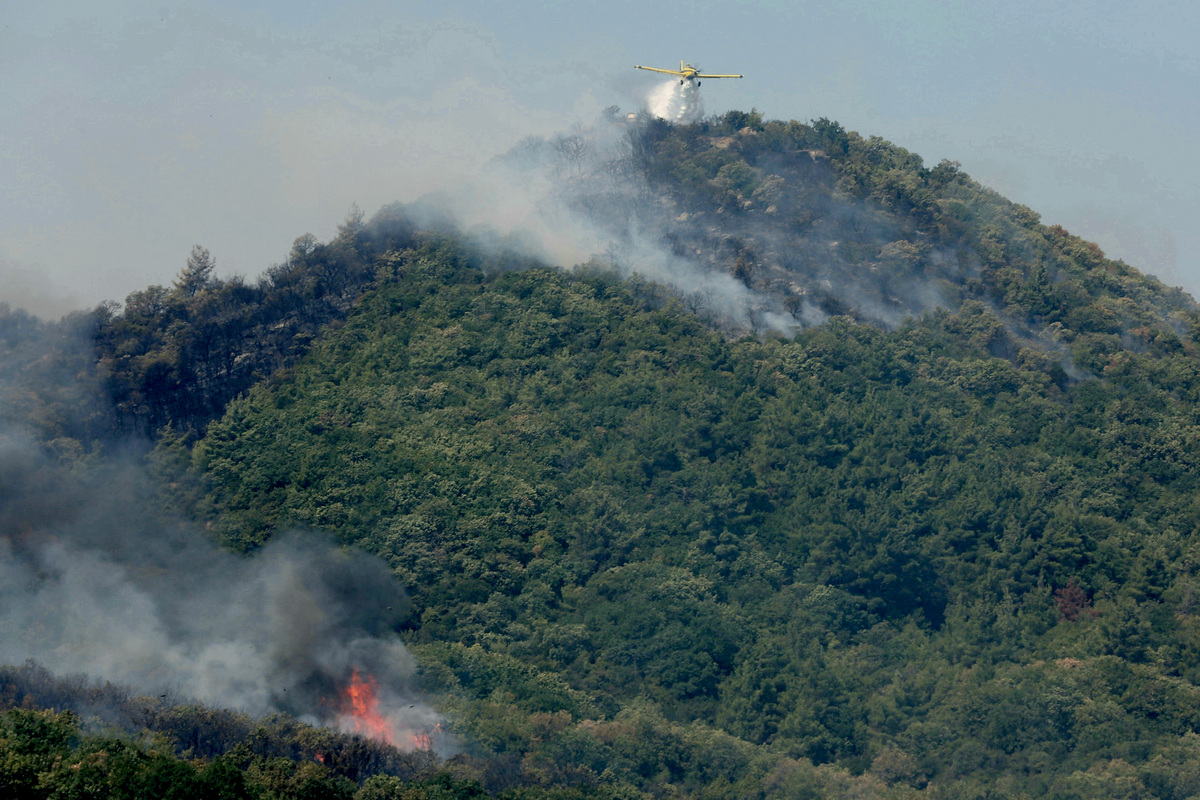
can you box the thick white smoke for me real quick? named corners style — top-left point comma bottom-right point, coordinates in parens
top-left (646, 79), bottom-right (705, 123)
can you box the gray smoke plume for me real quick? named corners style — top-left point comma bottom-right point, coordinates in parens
top-left (0, 425), bottom-right (443, 752)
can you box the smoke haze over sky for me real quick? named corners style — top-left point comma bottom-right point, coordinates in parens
top-left (3, 0), bottom-right (1198, 315)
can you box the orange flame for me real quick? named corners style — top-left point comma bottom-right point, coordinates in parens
top-left (409, 723), bottom-right (443, 751)
top-left (334, 669), bottom-right (438, 752)
top-left (340, 669), bottom-right (396, 746)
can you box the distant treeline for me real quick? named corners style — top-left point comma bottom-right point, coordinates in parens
top-left (92, 206), bottom-right (419, 439)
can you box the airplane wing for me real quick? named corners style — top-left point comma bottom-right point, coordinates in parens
top-left (696, 73), bottom-right (744, 79)
top-left (635, 65), bottom-right (685, 76)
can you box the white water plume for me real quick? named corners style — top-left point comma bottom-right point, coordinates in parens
top-left (646, 78), bottom-right (704, 123)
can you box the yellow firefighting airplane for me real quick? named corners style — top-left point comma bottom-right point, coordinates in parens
top-left (634, 61), bottom-right (744, 86)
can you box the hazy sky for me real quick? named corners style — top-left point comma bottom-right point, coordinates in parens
top-left (3, 0), bottom-right (1198, 317)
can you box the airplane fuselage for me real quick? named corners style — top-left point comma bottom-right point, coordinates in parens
top-left (634, 61), bottom-right (744, 86)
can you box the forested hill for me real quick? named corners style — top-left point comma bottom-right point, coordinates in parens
top-left (5, 113), bottom-right (1200, 799)
top-left (186, 245), bottom-right (1200, 798)
top-left (9, 110), bottom-right (1192, 448)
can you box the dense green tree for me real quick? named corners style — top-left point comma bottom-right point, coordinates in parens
top-left (177, 245), bottom-right (217, 297)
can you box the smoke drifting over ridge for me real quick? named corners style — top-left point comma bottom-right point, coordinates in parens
top-left (402, 115), bottom-right (797, 335)
top-left (416, 106), bottom-right (966, 337)
top-left (0, 424), bottom-right (441, 751)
